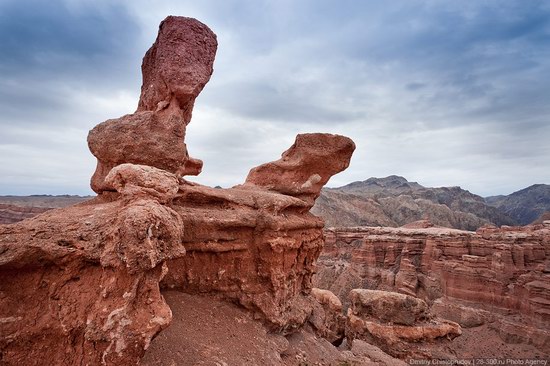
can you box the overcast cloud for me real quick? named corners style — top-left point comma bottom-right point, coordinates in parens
top-left (0, 0), bottom-right (549, 196)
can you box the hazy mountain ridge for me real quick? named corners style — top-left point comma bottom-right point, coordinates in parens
top-left (312, 175), bottom-right (522, 230)
top-left (485, 184), bottom-right (550, 225)
top-left (2, 179), bottom-right (549, 230)
top-left (0, 195), bottom-right (91, 224)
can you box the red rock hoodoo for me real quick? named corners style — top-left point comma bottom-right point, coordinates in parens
top-left (88, 16), bottom-right (217, 193)
top-left (0, 16), bottom-right (355, 365)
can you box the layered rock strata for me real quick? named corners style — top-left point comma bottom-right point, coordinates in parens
top-left (162, 133), bottom-right (354, 331)
top-left (0, 165), bottom-right (185, 365)
top-left (0, 16), bottom-right (355, 365)
top-left (0, 203), bottom-right (51, 224)
top-left (314, 222), bottom-right (550, 352)
top-left (346, 289), bottom-right (461, 359)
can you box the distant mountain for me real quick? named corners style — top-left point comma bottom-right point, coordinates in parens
top-left (312, 176), bottom-right (516, 230)
top-left (532, 211), bottom-right (550, 224)
top-left (485, 184), bottom-right (550, 225)
top-left (3, 181), bottom-right (549, 230)
top-left (0, 195), bottom-right (91, 224)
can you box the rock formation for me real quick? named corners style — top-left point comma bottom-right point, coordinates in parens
top-left (346, 289), bottom-right (461, 359)
top-left (0, 16), bottom-right (355, 365)
top-left (314, 221), bottom-right (550, 354)
top-left (0, 165), bottom-right (185, 365)
top-left (161, 132), bottom-right (354, 331)
top-left (245, 133), bottom-right (355, 206)
top-left (88, 16), bottom-right (217, 193)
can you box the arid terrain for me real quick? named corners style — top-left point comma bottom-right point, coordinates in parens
top-left (313, 222), bottom-right (550, 359)
top-left (0, 195), bottom-right (90, 224)
top-left (3, 178), bottom-right (550, 229)
top-left (312, 176), bottom-right (550, 230)
top-left (1, 15), bottom-right (549, 366)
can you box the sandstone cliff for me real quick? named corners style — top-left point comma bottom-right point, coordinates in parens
top-left (314, 222), bottom-right (550, 355)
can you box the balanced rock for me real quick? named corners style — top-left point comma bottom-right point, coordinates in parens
top-left (88, 16), bottom-right (217, 193)
top-left (346, 289), bottom-right (461, 359)
top-left (245, 133), bottom-right (355, 206)
top-left (137, 16), bottom-right (217, 114)
top-left (0, 14), bottom-right (358, 366)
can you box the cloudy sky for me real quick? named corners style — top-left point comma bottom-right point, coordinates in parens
top-left (0, 0), bottom-right (549, 197)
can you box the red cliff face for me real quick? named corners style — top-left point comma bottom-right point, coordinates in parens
top-left (0, 16), bottom-right (354, 365)
top-left (314, 222), bottom-right (550, 352)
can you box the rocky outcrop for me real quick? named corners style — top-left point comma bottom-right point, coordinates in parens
top-left (0, 166), bottom-right (185, 365)
top-left (312, 175), bottom-right (516, 230)
top-left (0, 15), bottom-right (355, 365)
top-left (88, 16), bottom-right (217, 193)
top-left (162, 132), bottom-right (353, 331)
top-left (346, 289), bottom-right (461, 359)
top-left (245, 133), bottom-right (355, 207)
top-left (314, 222), bottom-right (550, 353)
top-left (308, 288), bottom-right (346, 344)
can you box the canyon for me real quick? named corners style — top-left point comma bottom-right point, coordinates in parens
top-left (1, 15), bottom-right (548, 366)
top-left (0, 196), bottom-right (89, 224)
top-left (314, 221), bottom-right (550, 358)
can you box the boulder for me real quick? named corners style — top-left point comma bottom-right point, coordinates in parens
top-left (245, 133), bottom-right (355, 207)
top-left (346, 289), bottom-right (461, 359)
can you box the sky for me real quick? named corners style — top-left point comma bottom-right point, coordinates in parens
top-left (0, 0), bottom-right (549, 197)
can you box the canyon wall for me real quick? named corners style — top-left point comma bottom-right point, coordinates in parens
top-left (314, 221), bottom-right (550, 352)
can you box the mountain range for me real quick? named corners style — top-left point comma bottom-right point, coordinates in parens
top-left (486, 184), bottom-right (550, 225)
top-left (1, 177), bottom-right (549, 230)
top-left (312, 176), bottom-right (550, 230)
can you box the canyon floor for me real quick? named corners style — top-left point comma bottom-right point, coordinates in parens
top-left (141, 292), bottom-right (547, 365)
